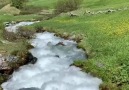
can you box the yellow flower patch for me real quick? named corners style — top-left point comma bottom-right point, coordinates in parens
top-left (110, 21), bottom-right (129, 36)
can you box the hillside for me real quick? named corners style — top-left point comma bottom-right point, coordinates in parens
top-left (0, 0), bottom-right (129, 90)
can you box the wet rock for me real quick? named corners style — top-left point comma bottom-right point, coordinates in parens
top-left (56, 42), bottom-right (65, 46)
top-left (25, 53), bottom-right (37, 64)
top-left (55, 55), bottom-right (60, 58)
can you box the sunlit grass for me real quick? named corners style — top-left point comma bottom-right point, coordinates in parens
top-left (29, 9), bottom-right (129, 89)
top-left (0, 0), bottom-right (129, 89)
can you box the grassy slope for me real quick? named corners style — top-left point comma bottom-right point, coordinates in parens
top-left (0, 14), bottom-right (43, 54)
top-left (83, 0), bottom-right (129, 10)
top-left (0, 0), bottom-right (129, 90)
top-left (26, 0), bottom-right (129, 89)
top-left (26, 0), bottom-right (129, 10)
top-left (26, 0), bottom-right (58, 9)
top-left (0, 0), bottom-right (10, 8)
top-left (36, 10), bottom-right (129, 89)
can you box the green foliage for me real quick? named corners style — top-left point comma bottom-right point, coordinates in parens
top-left (111, 64), bottom-right (129, 85)
top-left (54, 0), bottom-right (83, 14)
top-left (11, 0), bottom-right (27, 9)
top-left (34, 24), bottom-right (44, 32)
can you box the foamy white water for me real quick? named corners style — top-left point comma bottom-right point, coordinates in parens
top-left (2, 22), bottom-right (102, 90)
top-left (5, 21), bottom-right (39, 33)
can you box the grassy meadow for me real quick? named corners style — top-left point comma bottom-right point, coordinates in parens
top-left (32, 10), bottom-right (129, 89)
top-left (0, 0), bottom-right (129, 90)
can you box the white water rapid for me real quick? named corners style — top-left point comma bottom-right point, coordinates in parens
top-left (5, 21), bottom-right (39, 33)
top-left (2, 22), bottom-right (102, 90)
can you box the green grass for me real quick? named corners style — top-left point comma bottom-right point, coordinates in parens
top-left (0, 0), bottom-right (129, 89)
top-left (23, 0), bottom-right (129, 89)
top-left (0, 13), bottom-right (43, 54)
top-left (26, 0), bottom-right (58, 9)
top-left (26, 0), bottom-right (129, 10)
top-left (28, 9), bottom-right (129, 90)
top-left (82, 0), bottom-right (129, 10)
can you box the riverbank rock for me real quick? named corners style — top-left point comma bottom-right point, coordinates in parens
top-left (0, 54), bottom-right (11, 74)
top-left (56, 42), bottom-right (65, 46)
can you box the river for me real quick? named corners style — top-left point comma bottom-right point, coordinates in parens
top-left (1, 22), bottom-right (102, 90)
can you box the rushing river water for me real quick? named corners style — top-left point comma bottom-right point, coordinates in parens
top-left (1, 22), bottom-right (102, 90)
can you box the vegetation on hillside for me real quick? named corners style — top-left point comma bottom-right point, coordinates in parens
top-left (0, 0), bottom-right (129, 90)
top-left (54, 0), bottom-right (83, 14)
top-left (11, 0), bottom-right (27, 9)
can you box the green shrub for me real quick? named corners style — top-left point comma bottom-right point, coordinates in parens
top-left (34, 25), bottom-right (44, 32)
top-left (11, 0), bottom-right (27, 9)
top-left (54, 0), bottom-right (83, 14)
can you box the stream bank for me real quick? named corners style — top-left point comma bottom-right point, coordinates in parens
top-left (1, 21), bottom-right (102, 90)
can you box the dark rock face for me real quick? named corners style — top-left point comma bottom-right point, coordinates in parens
top-left (25, 53), bottom-right (37, 64)
top-left (56, 42), bottom-right (65, 46)
top-left (55, 55), bottom-right (60, 58)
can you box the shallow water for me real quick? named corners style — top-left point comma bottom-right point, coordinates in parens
top-left (5, 21), bottom-right (39, 33)
top-left (2, 22), bottom-right (102, 90)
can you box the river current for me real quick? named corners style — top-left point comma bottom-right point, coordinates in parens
top-left (2, 22), bottom-right (102, 90)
